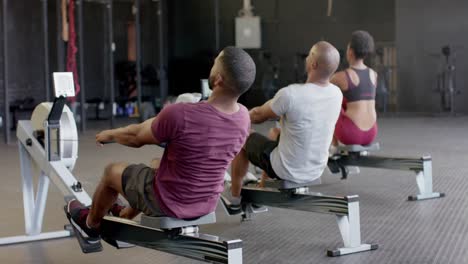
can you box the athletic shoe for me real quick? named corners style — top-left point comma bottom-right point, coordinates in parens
top-left (66, 199), bottom-right (100, 243)
top-left (223, 171), bottom-right (258, 185)
top-left (253, 166), bottom-right (264, 175)
top-left (244, 172), bottom-right (259, 185)
top-left (346, 166), bottom-right (361, 175)
top-left (246, 203), bottom-right (268, 213)
top-left (220, 182), bottom-right (242, 215)
top-left (329, 145), bottom-right (338, 157)
top-left (224, 171), bottom-right (232, 182)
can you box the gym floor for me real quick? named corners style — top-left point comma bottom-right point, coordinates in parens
top-left (1, 117), bottom-right (467, 264)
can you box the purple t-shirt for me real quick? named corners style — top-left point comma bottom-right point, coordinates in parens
top-left (151, 102), bottom-right (250, 218)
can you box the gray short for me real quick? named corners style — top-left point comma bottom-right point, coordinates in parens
top-left (121, 164), bottom-right (166, 217)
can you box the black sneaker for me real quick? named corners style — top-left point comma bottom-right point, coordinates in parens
top-left (66, 199), bottom-right (100, 243)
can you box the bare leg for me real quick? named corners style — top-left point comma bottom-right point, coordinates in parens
top-left (268, 127), bottom-right (281, 141)
top-left (259, 171), bottom-right (269, 188)
top-left (87, 162), bottom-right (128, 228)
top-left (232, 127), bottom-right (279, 196)
top-left (230, 148), bottom-right (249, 197)
top-left (258, 127), bottom-right (282, 185)
top-left (150, 158), bottom-right (161, 169)
top-left (104, 158), bottom-right (162, 220)
top-left (119, 207), bottom-right (140, 219)
top-left (332, 136), bottom-right (338, 146)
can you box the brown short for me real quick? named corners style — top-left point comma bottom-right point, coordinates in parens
top-left (121, 163), bottom-right (166, 217)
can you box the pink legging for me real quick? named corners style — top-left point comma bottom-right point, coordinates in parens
top-left (335, 109), bottom-right (377, 146)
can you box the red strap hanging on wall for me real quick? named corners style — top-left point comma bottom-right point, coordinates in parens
top-left (66, 0), bottom-right (80, 102)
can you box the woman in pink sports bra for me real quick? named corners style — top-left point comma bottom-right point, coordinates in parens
top-left (331, 30), bottom-right (378, 146)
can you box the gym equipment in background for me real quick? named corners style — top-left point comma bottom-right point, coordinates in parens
top-left (435, 45), bottom-right (460, 114)
top-left (375, 47), bottom-right (391, 113)
top-left (293, 52), bottom-right (308, 83)
top-left (259, 51), bottom-right (280, 100)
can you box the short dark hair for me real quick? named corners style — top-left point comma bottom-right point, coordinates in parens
top-left (349, 30), bottom-right (375, 59)
top-left (219, 46), bottom-right (256, 95)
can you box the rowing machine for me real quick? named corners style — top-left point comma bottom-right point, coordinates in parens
top-left (65, 204), bottom-right (242, 264)
top-left (328, 143), bottom-right (445, 201)
top-left (0, 72), bottom-right (242, 264)
top-left (221, 179), bottom-right (378, 257)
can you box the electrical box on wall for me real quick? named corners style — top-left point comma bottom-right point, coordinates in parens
top-left (235, 16), bottom-right (261, 49)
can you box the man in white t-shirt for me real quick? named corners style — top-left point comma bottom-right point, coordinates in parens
top-left (225, 41), bottom-right (342, 211)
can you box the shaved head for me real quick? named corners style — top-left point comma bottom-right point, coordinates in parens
top-left (306, 41), bottom-right (340, 80)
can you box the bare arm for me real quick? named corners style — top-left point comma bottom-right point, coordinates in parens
top-left (370, 69), bottom-right (378, 87)
top-left (249, 100), bottom-right (279, 124)
top-left (96, 117), bottom-right (160, 148)
top-left (330, 71), bottom-right (348, 92)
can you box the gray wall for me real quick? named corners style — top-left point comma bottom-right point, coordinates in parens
top-left (396, 0), bottom-right (468, 113)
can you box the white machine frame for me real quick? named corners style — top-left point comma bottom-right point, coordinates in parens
top-left (0, 76), bottom-right (88, 245)
top-left (0, 118), bottom-right (88, 245)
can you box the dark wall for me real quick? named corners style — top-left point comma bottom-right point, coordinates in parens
top-left (169, 0), bottom-right (217, 58)
top-left (166, 0), bottom-right (217, 96)
top-left (396, 0), bottom-right (468, 113)
top-left (1, 0), bottom-right (46, 113)
top-left (167, 0), bottom-right (395, 106)
top-left (82, 1), bottom-right (160, 100)
top-left (46, 1), bottom-right (111, 100)
top-left (82, 2), bottom-right (108, 99)
top-left (0, 1), bottom-right (4, 111)
top-left (141, 1), bottom-right (160, 69)
top-left (79, 1), bottom-right (135, 100)
top-left (0, 0), bottom-right (161, 113)
top-left (4, 1), bottom-right (467, 114)
top-left (1, 0), bottom-right (395, 113)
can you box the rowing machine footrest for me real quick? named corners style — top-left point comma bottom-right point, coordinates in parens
top-left (337, 143), bottom-right (380, 153)
top-left (141, 212), bottom-right (216, 229)
top-left (241, 203), bottom-right (268, 222)
top-left (264, 179), bottom-right (321, 189)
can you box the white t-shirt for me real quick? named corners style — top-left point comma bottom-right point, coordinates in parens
top-left (270, 83), bottom-right (342, 183)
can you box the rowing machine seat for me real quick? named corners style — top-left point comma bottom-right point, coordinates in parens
top-left (140, 212), bottom-right (216, 229)
top-left (337, 143), bottom-right (380, 153)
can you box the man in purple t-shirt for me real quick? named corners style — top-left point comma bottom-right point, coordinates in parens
top-left (66, 47), bottom-right (256, 244)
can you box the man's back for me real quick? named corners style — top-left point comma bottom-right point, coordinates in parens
top-left (270, 83), bottom-right (342, 183)
top-left (152, 102), bottom-right (250, 218)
